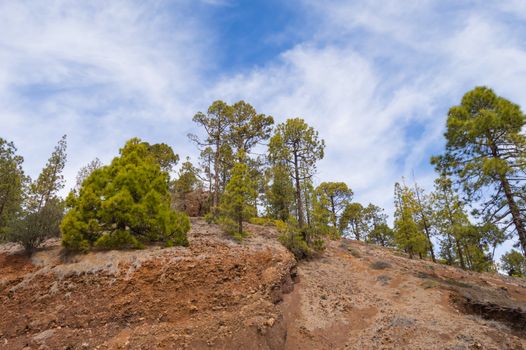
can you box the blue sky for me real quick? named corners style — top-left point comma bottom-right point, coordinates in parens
top-left (2, 0), bottom-right (526, 257)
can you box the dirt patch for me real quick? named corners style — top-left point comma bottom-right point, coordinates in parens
top-left (281, 238), bottom-right (526, 349)
top-left (2, 226), bottom-right (526, 349)
top-left (451, 291), bottom-right (526, 334)
top-left (0, 218), bottom-right (296, 349)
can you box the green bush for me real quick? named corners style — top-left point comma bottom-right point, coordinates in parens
top-left (94, 230), bottom-right (143, 249)
top-left (249, 217), bottom-right (276, 226)
top-left (275, 219), bottom-right (326, 259)
top-left (219, 216), bottom-right (249, 242)
top-left (204, 211), bottom-right (217, 224)
top-left (9, 198), bottom-right (64, 254)
top-left (61, 138), bottom-right (190, 251)
top-left (278, 232), bottom-right (313, 259)
top-left (273, 219), bottom-right (288, 232)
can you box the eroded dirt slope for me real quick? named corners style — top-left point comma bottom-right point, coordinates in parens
top-left (1, 220), bottom-right (526, 350)
top-left (282, 239), bottom-right (526, 350)
top-left (0, 219), bottom-right (296, 349)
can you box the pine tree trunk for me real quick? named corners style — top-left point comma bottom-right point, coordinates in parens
top-left (293, 150), bottom-right (304, 229)
top-left (0, 186), bottom-right (9, 221)
top-left (500, 174), bottom-right (526, 256)
top-left (463, 243), bottom-right (473, 270)
top-left (304, 190), bottom-right (311, 227)
top-left (330, 196), bottom-right (337, 228)
top-left (488, 141), bottom-right (526, 256)
top-left (422, 222), bottom-right (436, 262)
top-left (444, 203), bottom-right (466, 269)
top-left (413, 184), bottom-right (436, 262)
top-left (213, 136), bottom-right (220, 212)
top-left (445, 233), bottom-right (454, 265)
top-left (455, 239), bottom-right (466, 269)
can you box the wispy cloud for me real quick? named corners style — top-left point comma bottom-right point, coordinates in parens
top-left (0, 0), bottom-right (212, 185)
top-left (200, 0), bottom-right (233, 7)
top-left (206, 0), bottom-right (526, 226)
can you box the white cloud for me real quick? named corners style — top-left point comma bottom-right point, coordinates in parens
top-left (0, 0), bottom-right (211, 188)
top-left (207, 1), bottom-right (526, 261)
top-left (200, 0), bottom-right (233, 7)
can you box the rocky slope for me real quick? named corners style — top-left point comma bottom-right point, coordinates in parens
top-left (1, 218), bottom-right (525, 349)
top-left (282, 240), bottom-right (526, 349)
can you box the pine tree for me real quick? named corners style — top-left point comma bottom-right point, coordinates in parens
top-left (432, 87), bottom-right (526, 256)
top-left (172, 157), bottom-right (201, 212)
top-left (311, 185), bottom-right (337, 239)
top-left (412, 182), bottom-right (436, 262)
top-left (393, 182), bottom-right (429, 259)
top-left (199, 147), bottom-right (214, 198)
top-left (0, 138), bottom-right (25, 240)
top-left (146, 142), bottom-right (179, 175)
top-left (9, 136), bottom-right (67, 254)
top-left (368, 223), bottom-right (395, 247)
top-left (431, 175), bottom-right (471, 268)
top-left (190, 101), bottom-right (273, 217)
top-left (265, 163), bottom-right (295, 221)
top-left (460, 224), bottom-right (495, 272)
top-left (340, 202), bottom-right (367, 240)
top-left (268, 118), bottom-right (325, 229)
top-left (29, 135), bottom-right (67, 212)
top-left (302, 179), bottom-right (315, 228)
top-left (74, 158), bottom-right (102, 193)
top-left (429, 175), bottom-right (496, 272)
top-left (61, 138), bottom-right (190, 251)
top-left (500, 249), bottom-right (526, 277)
top-left (189, 101), bottom-right (233, 213)
top-left (315, 182), bottom-right (353, 230)
top-left (363, 204), bottom-right (394, 246)
top-left (228, 101), bottom-right (274, 159)
top-left (219, 151), bottom-right (258, 238)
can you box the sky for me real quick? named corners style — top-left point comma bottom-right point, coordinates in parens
top-left (2, 0), bottom-right (526, 258)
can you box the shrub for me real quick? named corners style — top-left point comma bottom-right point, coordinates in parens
top-left (377, 275), bottom-right (391, 286)
top-left (249, 217), bottom-right (275, 226)
top-left (8, 136), bottom-right (67, 254)
top-left (273, 219), bottom-right (288, 232)
top-left (61, 138), bottom-right (190, 251)
top-left (348, 247), bottom-right (361, 258)
top-left (278, 232), bottom-right (312, 259)
top-left (219, 216), bottom-right (249, 242)
top-left (421, 280), bottom-right (439, 289)
top-left (277, 220), bottom-right (325, 259)
top-left (204, 211), bottom-right (217, 224)
top-left (370, 260), bottom-right (391, 270)
top-left (9, 198), bottom-right (64, 254)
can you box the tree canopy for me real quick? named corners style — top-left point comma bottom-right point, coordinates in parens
top-left (9, 136), bottom-right (67, 254)
top-left (268, 118), bottom-right (325, 229)
top-left (61, 138), bottom-right (190, 251)
top-left (0, 138), bottom-right (25, 240)
top-left (432, 86), bottom-right (526, 256)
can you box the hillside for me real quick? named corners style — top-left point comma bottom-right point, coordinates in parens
top-left (1, 218), bottom-right (525, 349)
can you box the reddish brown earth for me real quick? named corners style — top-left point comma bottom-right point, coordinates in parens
top-left (1, 219), bottom-right (525, 349)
